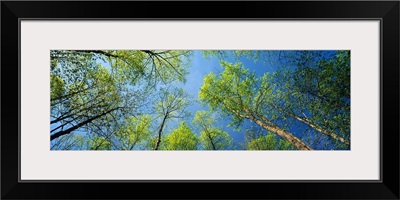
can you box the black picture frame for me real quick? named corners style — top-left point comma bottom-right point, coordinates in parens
top-left (1, 1), bottom-right (399, 199)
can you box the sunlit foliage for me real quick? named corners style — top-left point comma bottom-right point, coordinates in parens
top-left (162, 122), bottom-right (198, 150)
top-left (193, 110), bottom-right (233, 150)
top-left (50, 50), bottom-right (350, 150)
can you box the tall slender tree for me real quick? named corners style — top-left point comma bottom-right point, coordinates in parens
top-left (199, 61), bottom-right (313, 150)
top-left (153, 88), bottom-right (191, 150)
top-left (192, 110), bottom-right (233, 150)
top-left (201, 50), bottom-right (350, 149)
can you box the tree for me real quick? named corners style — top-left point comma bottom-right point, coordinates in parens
top-left (247, 134), bottom-right (295, 150)
top-left (264, 51), bottom-right (350, 149)
top-left (50, 50), bottom-right (192, 145)
top-left (244, 127), bottom-right (295, 150)
top-left (153, 88), bottom-right (191, 150)
top-left (201, 50), bottom-right (350, 149)
top-left (51, 50), bottom-right (192, 86)
top-left (115, 115), bottom-right (152, 150)
top-left (269, 51), bottom-right (349, 147)
top-left (199, 61), bottom-right (313, 150)
top-left (202, 50), bottom-right (267, 63)
top-left (162, 122), bottom-right (199, 150)
top-left (192, 110), bottom-right (233, 150)
top-left (50, 133), bottom-right (87, 150)
top-left (50, 50), bottom-right (350, 150)
top-left (88, 135), bottom-right (112, 150)
top-left (50, 63), bottom-right (130, 141)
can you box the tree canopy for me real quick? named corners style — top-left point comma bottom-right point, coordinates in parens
top-left (50, 50), bottom-right (350, 150)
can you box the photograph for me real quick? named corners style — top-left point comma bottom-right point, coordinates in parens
top-left (50, 50), bottom-right (350, 151)
top-left (2, 0), bottom-right (398, 199)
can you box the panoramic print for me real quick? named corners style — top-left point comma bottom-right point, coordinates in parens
top-left (50, 50), bottom-right (350, 150)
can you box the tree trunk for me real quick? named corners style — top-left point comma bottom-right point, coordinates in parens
top-left (206, 131), bottom-right (217, 150)
top-left (225, 104), bottom-right (313, 150)
top-left (247, 114), bottom-right (313, 150)
top-left (291, 113), bottom-right (349, 145)
top-left (50, 107), bottom-right (120, 141)
top-left (273, 105), bottom-right (350, 145)
top-left (154, 114), bottom-right (168, 150)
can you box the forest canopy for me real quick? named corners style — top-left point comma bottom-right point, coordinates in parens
top-left (50, 50), bottom-right (350, 150)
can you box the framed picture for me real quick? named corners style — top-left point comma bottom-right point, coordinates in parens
top-left (2, 1), bottom-right (399, 199)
